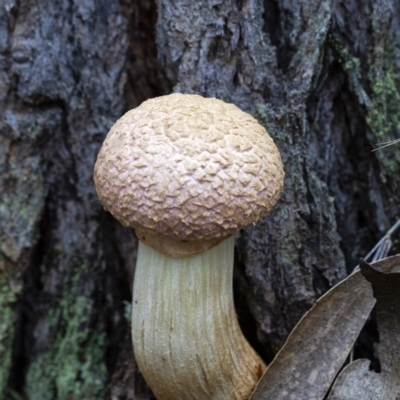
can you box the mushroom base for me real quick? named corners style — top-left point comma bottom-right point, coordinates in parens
top-left (131, 236), bottom-right (266, 400)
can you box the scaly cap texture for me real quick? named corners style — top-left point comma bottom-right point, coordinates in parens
top-left (94, 93), bottom-right (284, 242)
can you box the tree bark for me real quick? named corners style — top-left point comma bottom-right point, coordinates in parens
top-left (0, 0), bottom-right (399, 399)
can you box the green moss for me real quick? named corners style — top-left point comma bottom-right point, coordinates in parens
top-left (26, 124), bottom-right (41, 140)
top-left (333, 41), bottom-right (358, 71)
top-left (329, 35), bottom-right (362, 75)
top-left (330, 34), bottom-right (400, 187)
top-left (6, 390), bottom-right (24, 400)
top-left (0, 151), bottom-right (45, 262)
top-left (123, 300), bottom-right (132, 324)
top-left (367, 41), bottom-right (400, 185)
top-left (255, 103), bottom-right (274, 123)
top-left (25, 266), bottom-right (107, 400)
top-left (255, 103), bottom-right (289, 140)
top-left (0, 258), bottom-right (22, 397)
top-left (281, 247), bottom-right (298, 266)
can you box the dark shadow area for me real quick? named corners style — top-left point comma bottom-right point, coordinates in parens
top-left (233, 250), bottom-right (275, 364)
top-left (124, 0), bottom-right (172, 111)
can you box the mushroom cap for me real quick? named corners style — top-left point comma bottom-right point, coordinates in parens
top-left (94, 93), bottom-right (284, 245)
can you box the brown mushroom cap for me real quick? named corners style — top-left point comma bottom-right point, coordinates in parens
top-left (94, 93), bottom-right (284, 250)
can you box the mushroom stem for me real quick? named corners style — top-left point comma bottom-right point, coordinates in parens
top-left (132, 236), bottom-right (266, 400)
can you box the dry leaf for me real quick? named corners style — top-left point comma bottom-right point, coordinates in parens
top-left (250, 264), bottom-right (376, 400)
top-left (327, 359), bottom-right (383, 399)
top-left (328, 255), bottom-right (400, 399)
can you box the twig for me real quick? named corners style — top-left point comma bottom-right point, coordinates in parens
top-left (351, 218), bottom-right (400, 274)
top-left (372, 138), bottom-right (400, 151)
top-left (349, 218), bottom-right (400, 363)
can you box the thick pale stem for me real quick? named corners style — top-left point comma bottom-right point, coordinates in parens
top-left (132, 236), bottom-right (266, 400)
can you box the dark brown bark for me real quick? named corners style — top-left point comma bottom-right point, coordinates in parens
top-left (0, 0), bottom-right (399, 399)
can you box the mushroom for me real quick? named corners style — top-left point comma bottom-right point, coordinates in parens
top-left (94, 93), bottom-right (284, 400)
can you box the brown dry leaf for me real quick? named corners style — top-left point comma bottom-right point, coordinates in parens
top-left (328, 255), bottom-right (400, 400)
top-left (250, 260), bottom-right (381, 400)
top-left (327, 359), bottom-right (383, 399)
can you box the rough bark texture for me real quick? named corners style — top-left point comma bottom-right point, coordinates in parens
top-left (0, 0), bottom-right (399, 399)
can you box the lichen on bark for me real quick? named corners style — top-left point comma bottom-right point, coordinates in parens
top-left (24, 264), bottom-right (107, 400)
top-left (0, 260), bottom-right (21, 397)
top-left (367, 36), bottom-right (400, 186)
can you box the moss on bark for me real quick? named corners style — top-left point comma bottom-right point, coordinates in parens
top-left (0, 258), bottom-right (21, 399)
top-left (25, 265), bottom-right (107, 400)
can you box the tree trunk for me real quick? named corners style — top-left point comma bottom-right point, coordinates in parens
top-left (0, 0), bottom-right (399, 399)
